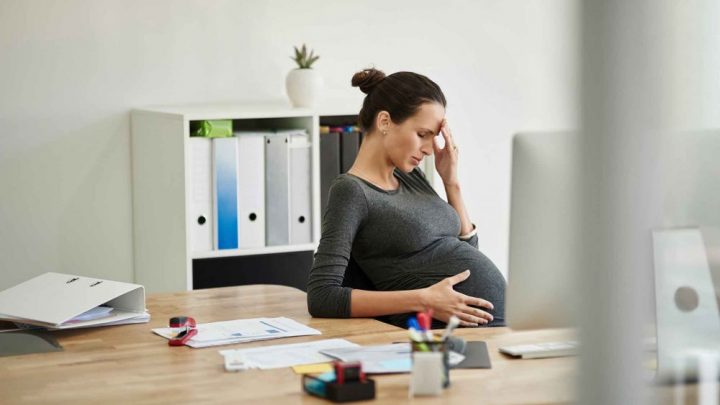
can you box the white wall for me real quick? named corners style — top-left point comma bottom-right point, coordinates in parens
top-left (0, 0), bottom-right (578, 290)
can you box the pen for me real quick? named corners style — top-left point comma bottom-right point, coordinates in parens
top-left (407, 317), bottom-right (421, 335)
top-left (408, 317), bottom-right (430, 351)
top-left (409, 328), bottom-right (430, 352)
top-left (408, 327), bottom-right (425, 343)
top-left (440, 315), bottom-right (460, 342)
top-left (416, 312), bottom-right (435, 342)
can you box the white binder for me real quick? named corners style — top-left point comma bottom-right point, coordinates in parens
top-left (235, 131), bottom-right (267, 248)
top-left (265, 129), bottom-right (313, 246)
top-left (265, 130), bottom-right (291, 246)
top-left (188, 137), bottom-right (213, 252)
top-left (289, 134), bottom-right (312, 244)
top-left (0, 272), bottom-right (148, 329)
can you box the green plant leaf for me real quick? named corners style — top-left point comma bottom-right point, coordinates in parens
top-left (291, 44), bottom-right (318, 68)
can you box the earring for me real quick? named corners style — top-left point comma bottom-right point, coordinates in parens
top-left (382, 130), bottom-right (387, 136)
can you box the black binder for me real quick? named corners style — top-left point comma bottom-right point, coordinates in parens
top-left (340, 131), bottom-right (360, 173)
top-left (320, 131), bottom-right (341, 214)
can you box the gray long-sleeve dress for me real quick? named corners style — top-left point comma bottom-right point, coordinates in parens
top-left (306, 168), bottom-right (506, 328)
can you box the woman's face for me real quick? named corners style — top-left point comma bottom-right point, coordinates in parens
top-left (384, 102), bottom-right (445, 173)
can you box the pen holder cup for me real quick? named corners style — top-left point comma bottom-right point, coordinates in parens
top-left (410, 339), bottom-right (450, 395)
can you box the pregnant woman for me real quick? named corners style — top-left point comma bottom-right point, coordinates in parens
top-left (307, 68), bottom-right (506, 328)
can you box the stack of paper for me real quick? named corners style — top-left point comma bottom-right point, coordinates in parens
top-left (66, 306), bottom-right (113, 323)
top-left (50, 309), bottom-right (150, 330)
top-left (152, 317), bottom-right (320, 348)
top-left (9, 309), bottom-right (151, 330)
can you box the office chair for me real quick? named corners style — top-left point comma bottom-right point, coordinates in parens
top-left (341, 256), bottom-right (393, 325)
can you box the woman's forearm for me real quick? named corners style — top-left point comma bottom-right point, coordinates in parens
top-left (444, 182), bottom-right (474, 235)
top-left (350, 289), bottom-right (427, 317)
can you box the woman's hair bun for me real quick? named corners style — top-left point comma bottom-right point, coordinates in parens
top-left (351, 68), bottom-right (386, 94)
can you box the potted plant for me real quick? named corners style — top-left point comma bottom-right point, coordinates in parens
top-left (285, 44), bottom-right (323, 108)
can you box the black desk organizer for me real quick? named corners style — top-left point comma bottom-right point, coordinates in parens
top-left (302, 374), bottom-right (376, 403)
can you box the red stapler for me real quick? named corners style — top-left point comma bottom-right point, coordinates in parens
top-left (168, 316), bottom-right (197, 346)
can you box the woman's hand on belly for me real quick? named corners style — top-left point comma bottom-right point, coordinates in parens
top-left (419, 270), bottom-right (495, 326)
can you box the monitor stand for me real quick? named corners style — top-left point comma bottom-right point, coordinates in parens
top-left (653, 227), bottom-right (720, 383)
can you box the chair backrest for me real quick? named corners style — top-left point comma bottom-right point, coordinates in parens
top-left (340, 256), bottom-right (395, 325)
top-left (341, 256), bottom-right (376, 290)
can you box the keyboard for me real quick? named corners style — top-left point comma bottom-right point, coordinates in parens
top-left (499, 341), bottom-right (579, 359)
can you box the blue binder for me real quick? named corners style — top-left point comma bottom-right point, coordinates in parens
top-left (213, 138), bottom-right (239, 250)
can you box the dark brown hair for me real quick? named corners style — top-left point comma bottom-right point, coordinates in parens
top-left (351, 68), bottom-right (446, 132)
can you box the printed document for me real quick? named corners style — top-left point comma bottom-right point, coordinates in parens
top-left (220, 338), bottom-right (357, 370)
top-left (152, 317), bottom-right (320, 348)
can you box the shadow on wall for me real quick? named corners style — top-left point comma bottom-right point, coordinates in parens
top-left (0, 112), bottom-right (134, 290)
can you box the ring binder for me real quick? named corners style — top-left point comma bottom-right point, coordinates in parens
top-left (265, 129), bottom-right (312, 246)
top-left (0, 272), bottom-right (149, 329)
top-left (235, 131), bottom-right (268, 249)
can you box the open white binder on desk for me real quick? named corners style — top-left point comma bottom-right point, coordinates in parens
top-left (0, 272), bottom-right (149, 330)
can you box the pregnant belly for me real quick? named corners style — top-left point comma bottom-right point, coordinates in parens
top-left (410, 243), bottom-right (506, 314)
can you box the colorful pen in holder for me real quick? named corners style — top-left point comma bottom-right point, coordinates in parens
top-left (410, 338), bottom-right (450, 391)
top-left (408, 313), bottom-right (451, 396)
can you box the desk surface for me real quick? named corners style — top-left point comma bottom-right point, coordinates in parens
top-left (1, 285), bottom-right (576, 404)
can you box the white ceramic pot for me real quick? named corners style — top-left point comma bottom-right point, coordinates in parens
top-left (285, 68), bottom-right (323, 108)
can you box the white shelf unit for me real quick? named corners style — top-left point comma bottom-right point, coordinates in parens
top-left (131, 103), bottom-right (321, 293)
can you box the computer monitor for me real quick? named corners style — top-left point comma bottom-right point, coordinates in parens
top-left (506, 129), bottom-right (720, 335)
top-left (506, 131), bottom-right (582, 329)
top-left (659, 130), bottom-right (720, 231)
top-left (652, 130), bottom-right (720, 381)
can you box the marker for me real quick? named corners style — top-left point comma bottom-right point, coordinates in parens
top-left (408, 316), bottom-right (420, 331)
top-left (408, 328), bottom-right (425, 343)
top-left (408, 317), bottom-right (430, 351)
top-left (416, 312), bottom-right (435, 342)
top-left (407, 318), bottom-right (427, 342)
top-left (440, 315), bottom-right (460, 342)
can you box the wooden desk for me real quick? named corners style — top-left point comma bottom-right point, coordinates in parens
top-left (1, 285), bottom-right (575, 404)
